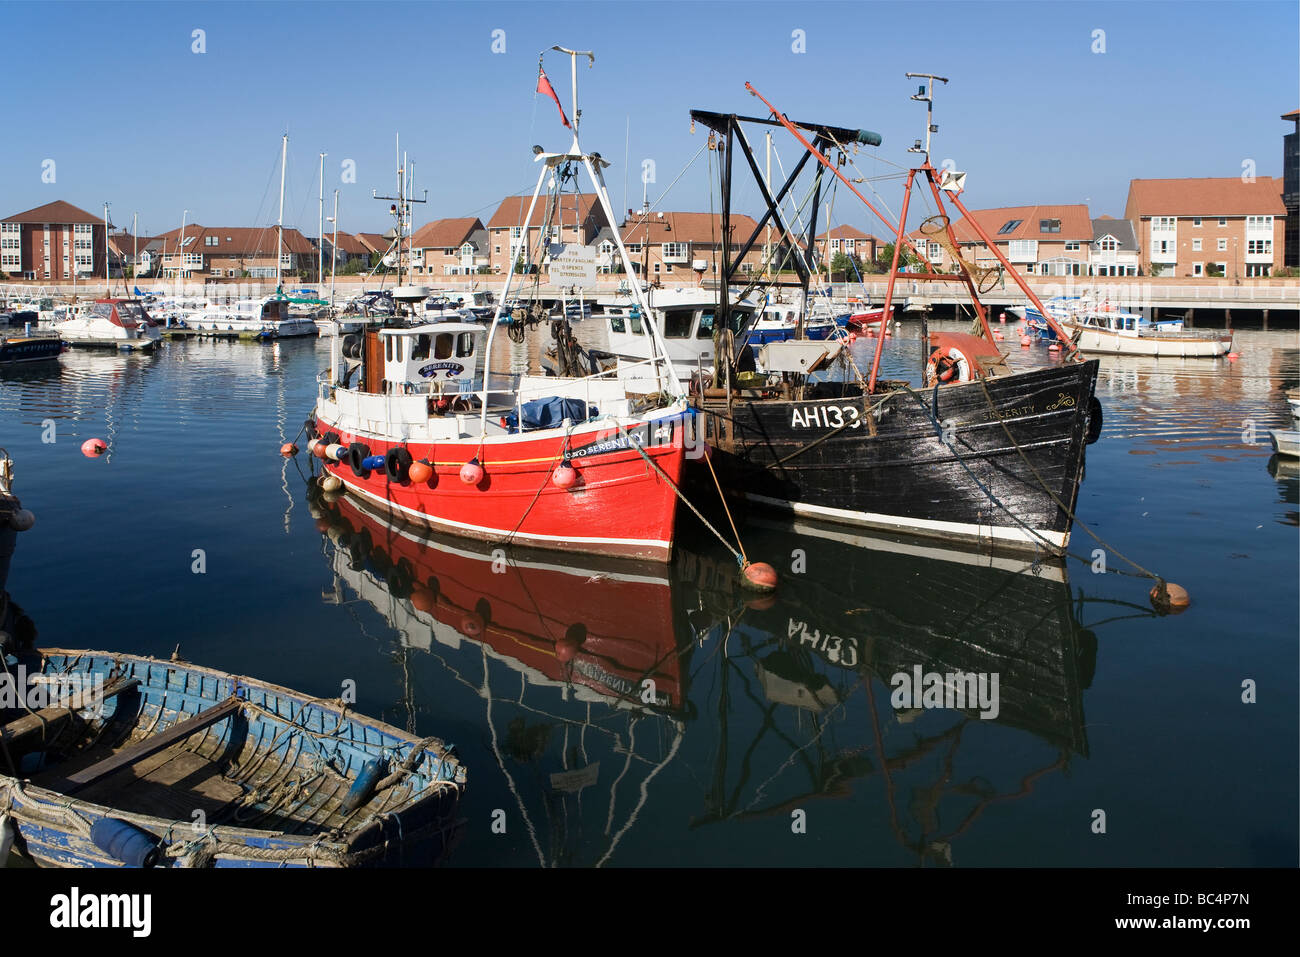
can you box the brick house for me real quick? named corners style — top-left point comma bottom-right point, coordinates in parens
top-left (356, 233), bottom-right (393, 264)
top-left (1088, 217), bottom-right (1140, 276)
top-left (486, 193), bottom-right (609, 274)
top-left (408, 217), bottom-right (489, 276)
top-left (322, 232), bottom-right (371, 269)
top-left (814, 225), bottom-right (883, 268)
top-left (1, 200), bottom-right (107, 281)
top-left (153, 224), bottom-right (317, 279)
top-left (612, 210), bottom-right (766, 282)
top-left (1124, 177), bottom-right (1287, 278)
top-left (909, 204), bottom-right (1095, 277)
top-left (107, 232), bottom-right (163, 279)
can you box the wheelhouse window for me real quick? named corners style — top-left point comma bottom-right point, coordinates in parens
top-left (696, 309), bottom-right (716, 338)
top-left (456, 332), bottom-right (475, 357)
top-left (411, 334), bottom-right (431, 360)
top-left (662, 309), bottom-right (694, 338)
top-left (609, 312), bottom-right (626, 334)
top-left (434, 333), bottom-right (454, 359)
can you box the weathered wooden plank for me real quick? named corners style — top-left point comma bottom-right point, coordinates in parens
top-left (57, 696), bottom-right (242, 795)
top-left (0, 676), bottom-right (141, 756)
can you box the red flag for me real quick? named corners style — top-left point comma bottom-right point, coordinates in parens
top-left (537, 68), bottom-right (571, 129)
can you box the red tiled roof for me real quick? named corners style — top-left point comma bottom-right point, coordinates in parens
top-left (906, 205), bottom-right (1092, 244)
top-left (817, 225), bottom-right (882, 243)
top-left (356, 232), bottom-right (392, 254)
top-left (2, 200), bottom-right (104, 225)
top-left (154, 226), bottom-right (315, 256)
top-left (409, 217), bottom-right (482, 250)
top-left (327, 233), bottom-right (369, 255)
top-left (487, 193), bottom-right (601, 229)
top-left (1126, 177), bottom-right (1286, 217)
top-left (617, 211), bottom-right (761, 245)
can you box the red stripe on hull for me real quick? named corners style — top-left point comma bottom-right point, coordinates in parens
top-left (314, 416), bottom-right (685, 562)
top-left (328, 496), bottom-right (686, 711)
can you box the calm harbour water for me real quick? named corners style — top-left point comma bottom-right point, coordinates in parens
top-left (1, 320), bottom-right (1296, 867)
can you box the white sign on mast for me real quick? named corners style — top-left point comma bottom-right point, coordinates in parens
top-left (547, 243), bottom-right (597, 287)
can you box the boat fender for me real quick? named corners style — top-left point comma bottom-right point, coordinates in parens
top-left (361, 454), bottom-right (387, 472)
top-left (0, 813), bottom-right (13, 864)
top-left (348, 443), bottom-right (372, 477)
top-left (1085, 396), bottom-right (1103, 445)
top-left (326, 444), bottom-right (347, 462)
top-left (9, 508), bottom-right (35, 532)
top-left (280, 442), bottom-right (299, 457)
top-left (552, 459), bottom-right (577, 489)
top-left (408, 459), bottom-right (433, 485)
top-left (385, 446), bottom-right (413, 482)
top-left (90, 817), bottom-right (161, 868)
top-left (341, 757), bottom-right (389, 814)
top-left (459, 458), bottom-right (484, 486)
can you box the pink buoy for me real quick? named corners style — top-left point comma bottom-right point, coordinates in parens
top-left (1226, 352), bottom-right (1239, 360)
top-left (80, 438), bottom-right (107, 457)
top-left (1047, 342), bottom-right (1061, 353)
top-left (994, 330), bottom-right (1005, 340)
top-left (552, 461), bottom-right (577, 489)
top-left (1020, 335), bottom-right (1032, 347)
top-left (848, 332), bottom-right (858, 343)
top-left (999, 312), bottom-right (1006, 323)
top-left (740, 561), bottom-right (778, 593)
top-left (459, 458), bottom-right (484, 486)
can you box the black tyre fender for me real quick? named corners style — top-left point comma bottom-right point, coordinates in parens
top-left (348, 442), bottom-right (372, 477)
top-left (1085, 396), bottom-right (1103, 445)
top-left (385, 446), bottom-right (413, 482)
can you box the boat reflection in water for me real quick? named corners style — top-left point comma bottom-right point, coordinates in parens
top-left (309, 478), bottom-right (1109, 866)
top-left (675, 517), bottom-right (1098, 866)
top-left (308, 486), bottom-right (692, 867)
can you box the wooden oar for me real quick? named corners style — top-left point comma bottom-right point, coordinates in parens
top-left (1, 675), bottom-right (141, 759)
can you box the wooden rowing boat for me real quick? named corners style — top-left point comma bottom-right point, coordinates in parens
top-left (1, 649), bottom-right (466, 867)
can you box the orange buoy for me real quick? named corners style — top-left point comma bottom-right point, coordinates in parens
top-left (280, 442), bottom-right (299, 457)
top-left (1149, 581), bottom-right (1190, 614)
top-left (1020, 335), bottom-right (1032, 347)
top-left (80, 438), bottom-right (107, 457)
top-left (552, 461), bottom-right (577, 489)
top-left (459, 458), bottom-right (484, 485)
top-left (746, 593), bottom-right (778, 611)
top-left (1047, 342), bottom-right (1061, 352)
top-left (740, 561), bottom-right (778, 593)
top-left (461, 612), bottom-right (485, 637)
top-left (408, 460), bottom-right (433, 484)
top-left (410, 585), bottom-right (436, 614)
top-left (313, 441), bottom-right (328, 459)
top-left (555, 636), bottom-right (580, 663)
top-left (994, 330), bottom-right (1005, 340)
top-left (1226, 352), bottom-right (1239, 360)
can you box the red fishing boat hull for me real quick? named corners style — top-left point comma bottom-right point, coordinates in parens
top-left (311, 414), bottom-right (689, 562)
top-left (846, 306), bottom-right (893, 333)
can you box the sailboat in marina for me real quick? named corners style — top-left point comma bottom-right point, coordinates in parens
top-left (308, 48), bottom-right (695, 562)
top-left (184, 135), bottom-right (318, 340)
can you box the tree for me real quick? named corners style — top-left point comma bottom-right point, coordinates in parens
top-left (876, 242), bottom-right (923, 272)
top-left (1148, 262), bottom-right (1165, 278)
top-left (829, 252), bottom-right (863, 282)
top-left (1205, 263), bottom-right (1224, 278)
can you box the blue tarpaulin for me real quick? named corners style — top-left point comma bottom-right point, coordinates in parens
top-left (503, 397), bottom-right (597, 433)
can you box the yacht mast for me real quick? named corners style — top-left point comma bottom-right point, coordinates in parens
top-left (318, 150), bottom-right (327, 289)
top-left (276, 133), bottom-right (287, 290)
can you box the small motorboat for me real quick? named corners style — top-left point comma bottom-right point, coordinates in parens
top-left (1269, 429), bottom-right (1300, 458)
top-left (1, 648), bottom-right (467, 867)
top-left (0, 330), bottom-right (63, 365)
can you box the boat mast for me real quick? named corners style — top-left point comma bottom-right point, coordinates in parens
top-left (318, 150), bottom-right (327, 290)
top-left (103, 202), bottom-right (110, 293)
top-left (330, 189), bottom-right (339, 307)
top-left (132, 213), bottom-right (137, 292)
top-left (276, 133), bottom-right (287, 291)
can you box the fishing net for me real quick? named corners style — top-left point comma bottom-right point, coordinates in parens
top-left (918, 215), bottom-right (1002, 294)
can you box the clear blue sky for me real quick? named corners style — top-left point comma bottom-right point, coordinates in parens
top-left (3, 0), bottom-right (1295, 239)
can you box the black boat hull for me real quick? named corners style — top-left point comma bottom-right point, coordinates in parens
top-left (696, 360), bottom-right (1100, 554)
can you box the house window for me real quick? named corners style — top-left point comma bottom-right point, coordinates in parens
top-left (997, 219), bottom-right (1023, 235)
top-left (494, 245), bottom-right (501, 254)
top-left (1246, 215), bottom-right (1273, 229)
top-left (1192, 217), bottom-right (1201, 227)
top-left (844, 239), bottom-right (855, 252)
top-left (1152, 217), bottom-right (1176, 230)
top-left (1247, 239), bottom-right (1272, 255)
top-left (927, 241), bottom-right (942, 262)
top-left (1245, 264), bottom-right (1271, 277)
top-left (663, 242), bottom-right (687, 259)
top-left (1193, 263), bottom-right (1203, 276)
top-left (1217, 218), bottom-right (1227, 227)
top-left (1217, 238), bottom-right (1227, 251)
top-left (1039, 219), bottom-right (1061, 233)
top-left (830, 238), bottom-right (841, 251)
top-left (1007, 239), bottom-right (1038, 262)
top-left (1065, 241), bottom-right (1081, 251)
top-left (1192, 238), bottom-right (1202, 251)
